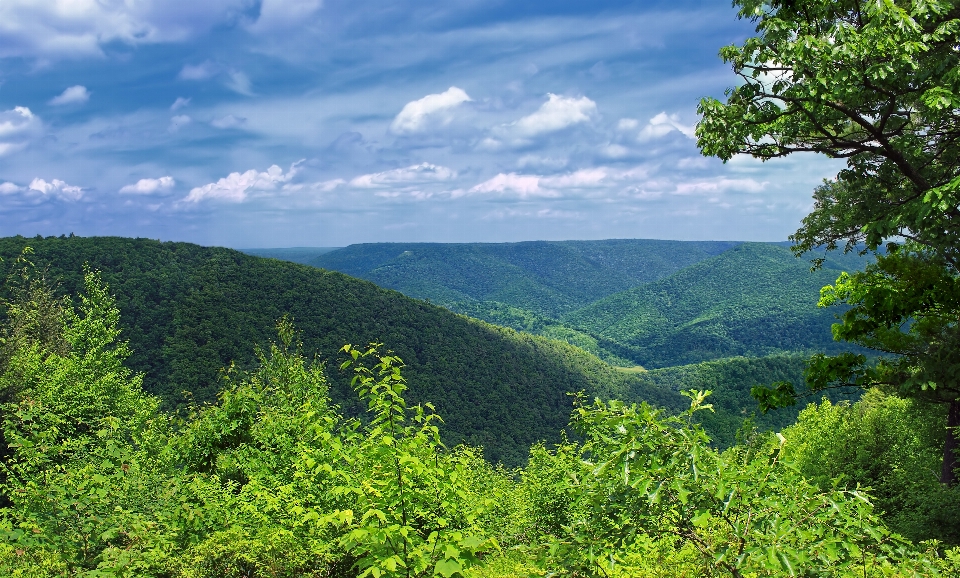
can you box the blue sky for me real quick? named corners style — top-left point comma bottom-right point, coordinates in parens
top-left (0, 0), bottom-right (844, 248)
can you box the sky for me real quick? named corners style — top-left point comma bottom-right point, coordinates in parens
top-left (0, 0), bottom-right (845, 248)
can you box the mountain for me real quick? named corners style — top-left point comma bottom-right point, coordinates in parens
top-left (309, 239), bottom-right (741, 318)
top-left (0, 236), bottom-right (675, 465)
top-left (563, 242), bottom-right (870, 368)
top-left (241, 246), bottom-right (340, 265)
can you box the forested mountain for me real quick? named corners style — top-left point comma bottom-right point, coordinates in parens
top-left (308, 239), bottom-right (740, 318)
top-left (563, 242), bottom-right (871, 367)
top-left (0, 236), bottom-right (678, 465)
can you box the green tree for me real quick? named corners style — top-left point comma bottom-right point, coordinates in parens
top-left (697, 0), bottom-right (960, 484)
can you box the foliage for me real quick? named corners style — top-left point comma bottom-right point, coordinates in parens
top-left (697, 0), bottom-right (960, 257)
top-left (529, 392), bottom-right (932, 577)
top-left (0, 263), bottom-right (957, 577)
top-left (782, 389), bottom-right (960, 544)
top-left (697, 0), bottom-right (960, 486)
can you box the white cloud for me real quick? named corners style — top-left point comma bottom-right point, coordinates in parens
top-left (170, 97), bottom-right (191, 111)
top-left (350, 163), bottom-right (456, 188)
top-left (507, 94), bottom-right (597, 138)
top-left (0, 182), bottom-right (22, 194)
top-left (179, 61), bottom-right (217, 80)
top-left (120, 176), bottom-right (175, 194)
top-left (541, 168), bottom-right (607, 188)
top-left (211, 114), bottom-right (247, 129)
top-left (468, 173), bottom-right (549, 198)
top-left (0, 1), bottom-right (247, 59)
top-left (225, 71), bottom-right (254, 95)
top-left (49, 85), bottom-right (90, 106)
top-left (184, 161), bottom-right (302, 203)
top-left (673, 177), bottom-right (766, 195)
top-left (0, 106), bottom-right (40, 156)
top-left (638, 112), bottom-right (695, 141)
top-left (28, 178), bottom-right (83, 200)
top-left (391, 87), bottom-right (472, 134)
top-left (169, 115), bottom-right (192, 132)
top-left (617, 118), bottom-right (639, 131)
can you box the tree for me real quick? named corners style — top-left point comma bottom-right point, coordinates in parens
top-left (697, 0), bottom-right (960, 484)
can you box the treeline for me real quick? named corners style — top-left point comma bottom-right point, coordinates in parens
top-left (0, 272), bottom-right (956, 576)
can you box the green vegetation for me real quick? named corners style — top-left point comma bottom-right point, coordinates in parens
top-left (311, 239), bottom-right (739, 319)
top-left (0, 236), bottom-right (691, 466)
top-left (564, 242), bottom-right (869, 368)
top-left (0, 272), bottom-right (956, 576)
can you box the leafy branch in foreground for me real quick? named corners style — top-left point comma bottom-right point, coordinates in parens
top-left (531, 391), bottom-right (927, 577)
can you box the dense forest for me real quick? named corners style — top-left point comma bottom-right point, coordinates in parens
top-left (0, 265), bottom-right (956, 576)
top-left (0, 236), bottom-right (843, 464)
top-left (0, 236), bottom-right (689, 465)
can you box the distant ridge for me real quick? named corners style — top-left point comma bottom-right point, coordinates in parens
top-left (310, 239), bottom-right (742, 318)
top-left (242, 246), bottom-right (341, 265)
top-left (564, 242), bottom-right (870, 367)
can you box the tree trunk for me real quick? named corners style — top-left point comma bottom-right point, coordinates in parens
top-left (942, 399), bottom-right (960, 486)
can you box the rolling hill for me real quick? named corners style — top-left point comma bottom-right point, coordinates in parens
top-left (308, 239), bottom-right (741, 318)
top-left (563, 242), bottom-right (870, 367)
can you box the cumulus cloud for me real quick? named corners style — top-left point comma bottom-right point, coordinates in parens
top-left (0, 1), bottom-right (247, 59)
top-left (391, 87), bottom-right (472, 134)
top-left (120, 176), bottom-right (175, 194)
top-left (349, 163), bottom-right (456, 188)
top-left (49, 85), bottom-right (90, 106)
top-left (469, 173), bottom-right (545, 198)
top-left (0, 106), bottom-right (40, 156)
top-left (617, 118), bottom-right (639, 131)
top-left (541, 168), bottom-right (607, 189)
top-left (170, 97), bottom-right (191, 111)
top-left (0, 182), bottom-right (22, 194)
top-left (28, 178), bottom-right (83, 200)
top-left (638, 112), bottom-right (695, 141)
top-left (184, 161), bottom-right (302, 203)
top-left (507, 94), bottom-right (597, 139)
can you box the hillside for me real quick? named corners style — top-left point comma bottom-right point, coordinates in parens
top-left (0, 236), bottom-right (677, 465)
top-left (309, 239), bottom-right (741, 318)
top-left (564, 242), bottom-right (871, 368)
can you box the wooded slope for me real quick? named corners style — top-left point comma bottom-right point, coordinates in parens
top-left (563, 242), bottom-right (870, 367)
top-left (0, 236), bottom-right (673, 465)
top-left (309, 239), bottom-right (740, 318)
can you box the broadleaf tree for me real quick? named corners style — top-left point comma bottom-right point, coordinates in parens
top-left (697, 0), bottom-right (960, 484)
